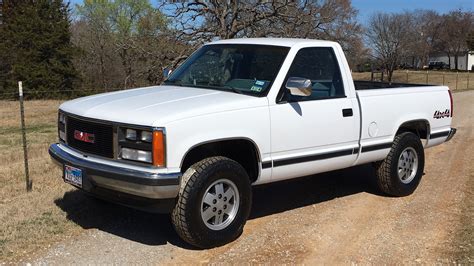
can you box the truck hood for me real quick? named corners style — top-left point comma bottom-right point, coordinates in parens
top-left (59, 85), bottom-right (267, 126)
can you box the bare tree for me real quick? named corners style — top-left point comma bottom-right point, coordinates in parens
top-left (366, 12), bottom-right (414, 82)
top-left (468, 31), bottom-right (474, 51)
top-left (407, 10), bottom-right (444, 68)
top-left (73, 0), bottom-right (187, 90)
top-left (166, 0), bottom-right (364, 66)
top-left (438, 9), bottom-right (473, 70)
top-left (167, 1), bottom-right (293, 42)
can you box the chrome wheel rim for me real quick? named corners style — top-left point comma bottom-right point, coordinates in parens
top-left (200, 179), bottom-right (239, 231)
top-left (398, 147), bottom-right (418, 184)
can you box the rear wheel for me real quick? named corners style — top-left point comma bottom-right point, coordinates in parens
top-left (374, 132), bottom-right (425, 196)
top-left (171, 156), bottom-right (252, 248)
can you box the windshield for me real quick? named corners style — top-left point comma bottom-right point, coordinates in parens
top-left (164, 44), bottom-right (290, 96)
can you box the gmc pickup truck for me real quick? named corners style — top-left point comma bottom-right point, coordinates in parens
top-left (49, 38), bottom-right (456, 248)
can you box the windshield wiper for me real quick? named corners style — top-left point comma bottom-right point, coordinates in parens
top-left (222, 85), bottom-right (243, 94)
top-left (163, 79), bottom-right (182, 86)
top-left (207, 83), bottom-right (243, 94)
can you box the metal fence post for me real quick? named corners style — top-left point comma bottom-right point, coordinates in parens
top-left (19, 81), bottom-right (32, 192)
top-left (406, 70), bottom-right (409, 83)
top-left (425, 71), bottom-right (429, 84)
top-left (456, 72), bottom-right (458, 90)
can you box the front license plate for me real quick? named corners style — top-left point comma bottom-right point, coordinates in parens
top-left (64, 165), bottom-right (83, 188)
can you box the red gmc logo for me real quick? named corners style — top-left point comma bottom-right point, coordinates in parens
top-left (74, 130), bottom-right (95, 143)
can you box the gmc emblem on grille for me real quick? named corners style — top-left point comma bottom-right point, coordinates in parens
top-left (74, 130), bottom-right (95, 143)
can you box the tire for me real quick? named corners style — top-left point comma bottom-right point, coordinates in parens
top-left (374, 132), bottom-right (425, 197)
top-left (171, 156), bottom-right (252, 248)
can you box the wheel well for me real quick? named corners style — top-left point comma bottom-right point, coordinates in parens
top-left (180, 139), bottom-right (260, 183)
top-left (396, 120), bottom-right (429, 140)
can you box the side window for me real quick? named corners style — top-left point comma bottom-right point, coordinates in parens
top-left (285, 47), bottom-right (345, 101)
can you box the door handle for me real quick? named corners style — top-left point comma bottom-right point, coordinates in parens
top-left (342, 108), bottom-right (353, 117)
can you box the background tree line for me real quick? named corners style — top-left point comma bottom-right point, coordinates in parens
top-left (366, 9), bottom-right (474, 81)
top-left (0, 0), bottom-right (473, 98)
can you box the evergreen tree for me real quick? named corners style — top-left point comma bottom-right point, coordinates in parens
top-left (0, 0), bottom-right (78, 98)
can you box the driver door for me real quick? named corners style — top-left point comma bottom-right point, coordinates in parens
top-left (269, 47), bottom-right (360, 181)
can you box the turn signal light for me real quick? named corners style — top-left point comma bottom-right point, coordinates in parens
top-left (152, 131), bottom-right (165, 167)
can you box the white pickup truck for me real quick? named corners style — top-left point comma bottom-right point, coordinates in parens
top-left (49, 38), bottom-right (456, 248)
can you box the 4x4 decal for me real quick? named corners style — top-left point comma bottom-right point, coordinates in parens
top-left (433, 109), bottom-right (450, 119)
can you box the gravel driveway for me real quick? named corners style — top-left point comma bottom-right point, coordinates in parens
top-left (27, 90), bottom-right (474, 264)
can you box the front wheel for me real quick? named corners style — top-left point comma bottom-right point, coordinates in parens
top-left (171, 156), bottom-right (252, 248)
top-left (374, 132), bottom-right (425, 196)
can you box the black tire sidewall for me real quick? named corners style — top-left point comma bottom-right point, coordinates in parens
top-left (389, 133), bottom-right (425, 196)
top-left (184, 158), bottom-right (252, 248)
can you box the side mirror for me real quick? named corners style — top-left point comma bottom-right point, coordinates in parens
top-left (163, 68), bottom-right (172, 79)
top-left (285, 77), bottom-right (312, 97)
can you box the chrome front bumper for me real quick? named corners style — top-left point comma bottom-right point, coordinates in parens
top-left (49, 143), bottom-right (181, 200)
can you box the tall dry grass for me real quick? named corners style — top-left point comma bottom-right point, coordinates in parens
top-left (0, 100), bottom-right (80, 262)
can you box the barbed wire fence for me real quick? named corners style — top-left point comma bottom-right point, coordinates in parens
top-left (353, 70), bottom-right (474, 90)
top-left (1, 83), bottom-right (126, 192)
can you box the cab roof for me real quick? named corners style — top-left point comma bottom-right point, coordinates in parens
top-left (208, 38), bottom-right (337, 48)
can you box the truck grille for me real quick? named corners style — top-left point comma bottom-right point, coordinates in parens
top-left (66, 116), bottom-right (114, 158)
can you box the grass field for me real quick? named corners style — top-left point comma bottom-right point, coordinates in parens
top-left (1, 77), bottom-right (473, 262)
top-left (352, 70), bottom-right (474, 91)
top-left (0, 100), bottom-right (165, 263)
top-left (0, 100), bottom-right (73, 261)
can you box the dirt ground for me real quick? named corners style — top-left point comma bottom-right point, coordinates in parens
top-left (3, 91), bottom-right (473, 264)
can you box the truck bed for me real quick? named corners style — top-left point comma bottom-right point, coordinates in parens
top-left (354, 80), bottom-right (431, 90)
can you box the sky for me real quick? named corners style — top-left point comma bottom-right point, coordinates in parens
top-left (353, 0), bottom-right (473, 23)
top-left (67, 0), bottom-right (474, 25)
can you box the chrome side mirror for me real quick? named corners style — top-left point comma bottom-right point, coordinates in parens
top-left (163, 68), bottom-right (172, 79)
top-left (285, 77), bottom-right (312, 97)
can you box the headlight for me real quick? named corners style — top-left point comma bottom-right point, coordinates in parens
top-left (140, 131), bottom-right (153, 142)
top-left (58, 111), bottom-right (66, 142)
top-left (59, 112), bottom-right (66, 124)
top-left (121, 148), bottom-right (152, 163)
top-left (118, 127), bottom-right (165, 167)
top-left (125, 129), bottom-right (137, 140)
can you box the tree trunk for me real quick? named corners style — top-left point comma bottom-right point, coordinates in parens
top-left (387, 70), bottom-right (394, 83)
top-left (454, 54), bottom-right (459, 70)
top-left (447, 53), bottom-right (451, 69)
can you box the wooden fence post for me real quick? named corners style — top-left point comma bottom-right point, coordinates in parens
top-left (467, 71), bottom-right (470, 89)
